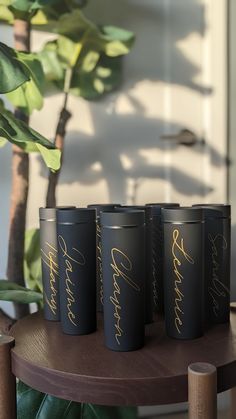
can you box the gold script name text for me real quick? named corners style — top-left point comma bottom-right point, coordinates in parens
top-left (58, 235), bottom-right (85, 326)
top-left (172, 229), bottom-right (194, 334)
top-left (110, 248), bottom-right (140, 345)
top-left (41, 242), bottom-right (58, 315)
top-left (208, 234), bottom-right (229, 317)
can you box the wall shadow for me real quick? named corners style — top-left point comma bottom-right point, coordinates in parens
top-left (37, 0), bottom-right (227, 205)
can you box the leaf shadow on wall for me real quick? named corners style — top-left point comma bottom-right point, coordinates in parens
top-left (37, 0), bottom-right (228, 204)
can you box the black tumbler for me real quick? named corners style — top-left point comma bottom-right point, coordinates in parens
top-left (116, 205), bottom-right (153, 324)
top-left (163, 207), bottom-right (204, 339)
top-left (57, 208), bottom-right (96, 335)
top-left (101, 211), bottom-right (145, 351)
top-left (193, 204), bottom-right (231, 324)
top-left (39, 207), bottom-right (75, 321)
top-left (88, 204), bottom-right (120, 312)
top-left (146, 203), bottom-right (180, 314)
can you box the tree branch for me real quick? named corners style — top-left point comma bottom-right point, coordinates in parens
top-left (7, 19), bottom-right (31, 319)
top-left (46, 106), bottom-right (71, 207)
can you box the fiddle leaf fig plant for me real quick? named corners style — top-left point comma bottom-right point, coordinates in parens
top-left (0, 3), bottom-right (137, 418)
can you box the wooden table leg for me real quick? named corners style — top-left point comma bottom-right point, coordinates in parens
top-left (0, 335), bottom-right (16, 419)
top-left (188, 362), bottom-right (217, 419)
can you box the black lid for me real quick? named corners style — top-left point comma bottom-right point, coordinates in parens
top-left (39, 206), bottom-right (76, 221)
top-left (146, 203), bottom-right (180, 217)
top-left (101, 210), bottom-right (145, 227)
top-left (198, 207), bottom-right (225, 219)
top-left (57, 208), bottom-right (96, 224)
top-left (162, 207), bottom-right (203, 223)
top-left (88, 204), bottom-right (120, 216)
top-left (192, 204), bottom-right (231, 218)
top-left (115, 205), bottom-right (151, 220)
top-left (146, 203), bottom-right (179, 207)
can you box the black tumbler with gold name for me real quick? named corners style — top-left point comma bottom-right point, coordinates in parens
top-left (117, 205), bottom-right (153, 324)
top-left (57, 208), bottom-right (96, 335)
top-left (101, 211), bottom-right (145, 351)
top-left (146, 203), bottom-right (179, 314)
top-left (162, 207), bottom-right (204, 339)
top-left (88, 204), bottom-right (120, 312)
top-left (193, 204), bottom-right (231, 325)
top-left (39, 207), bottom-right (75, 321)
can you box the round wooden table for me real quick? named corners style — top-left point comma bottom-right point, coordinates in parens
top-left (10, 310), bottom-right (236, 406)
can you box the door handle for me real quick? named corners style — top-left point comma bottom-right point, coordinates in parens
top-left (161, 129), bottom-right (205, 147)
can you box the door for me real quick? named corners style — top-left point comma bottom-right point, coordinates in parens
top-left (75, 0), bottom-right (228, 207)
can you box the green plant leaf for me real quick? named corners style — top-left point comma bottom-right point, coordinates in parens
top-left (36, 19), bottom-right (134, 100)
top-left (32, 8), bottom-right (95, 38)
top-left (82, 404), bottom-right (138, 419)
top-left (0, 5), bottom-right (14, 22)
top-left (102, 26), bottom-right (135, 57)
top-left (38, 44), bottom-right (64, 81)
top-left (6, 51), bottom-right (45, 114)
top-left (102, 26), bottom-right (135, 44)
top-left (17, 382), bottom-right (82, 419)
top-left (0, 0), bottom-right (12, 5)
top-left (24, 228), bottom-right (42, 293)
top-left (10, 0), bottom-right (58, 13)
top-left (57, 35), bottom-right (83, 67)
top-left (0, 107), bottom-right (61, 171)
top-left (81, 50), bottom-right (100, 73)
top-left (69, 55), bottom-right (122, 100)
top-left (0, 279), bottom-right (34, 291)
top-left (0, 137), bottom-right (7, 147)
top-left (0, 289), bottom-right (42, 303)
top-left (0, 42), bottom-right (30, 93)
top-left (17, 381), bottom-right (137, 419)
top-left (31, 0), bottom-right (87, 26)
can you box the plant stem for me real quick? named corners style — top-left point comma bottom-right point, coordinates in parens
top-left (46, 67), bottom-right (72, 207)
top-left (7, 19), bottom-right (31, 319)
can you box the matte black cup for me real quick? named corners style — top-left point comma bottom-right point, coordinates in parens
top-left (162, 207), bottom-right (204, 339)
top-left (193, 204), bottom-right (231, 324)
top-left (101, 211), bottom-right (145, 351)
top-left (88, 204), bottom-right (120, 312)
top-left (115, 205), bottom-right (153, 324)
top-left (57, 208), bottom-right (96, 335)
top-left (146, 203), bottom-right (180, 314)
top-left (39, 207), bottom-right (75, 321)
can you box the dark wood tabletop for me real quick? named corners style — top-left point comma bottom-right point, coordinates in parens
top-left (10, 310), bottom-right (236, 406)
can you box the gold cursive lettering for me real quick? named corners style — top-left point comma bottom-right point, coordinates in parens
top-left (58, 235), bottom-right (86, 326)
top-left (41, 242), bottom-right (58, 315)
top-left (172, 229), bottom-right (194, 334)
top-left (208, 234), bottom-right (229, 317)
top-left (152, 224), bottom-right (159, 309)
top-left (96, 224), bottom-right (104, 306)
top-left (110, 248), bottom-right (140, 345)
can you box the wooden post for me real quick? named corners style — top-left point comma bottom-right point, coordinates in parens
top-left (0, 335), bottom-right (16, 419)
top-left (188, 362), bottom-right (217, 419)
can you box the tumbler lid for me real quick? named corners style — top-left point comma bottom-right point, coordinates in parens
top-left (193, 204), bottom-right (231, 218)
top-left (88, 204), bottom-right (120, 216)
top-left (101, 210), bottom-right (145, 227)
top-left (146, 203), bottom-right (179, 207)
top-left (57, 208), bottom-right (96, 224)
top-left (39, 206), bottom-right (76, 221)
top-left (162, 207), bottom-right (203, 223)
top-left (115, 205), bottom-right (152, 220)
top-left (195, 207), bottom-right (225, 220)
top-left (146, 203), bottom-right (180, 217)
